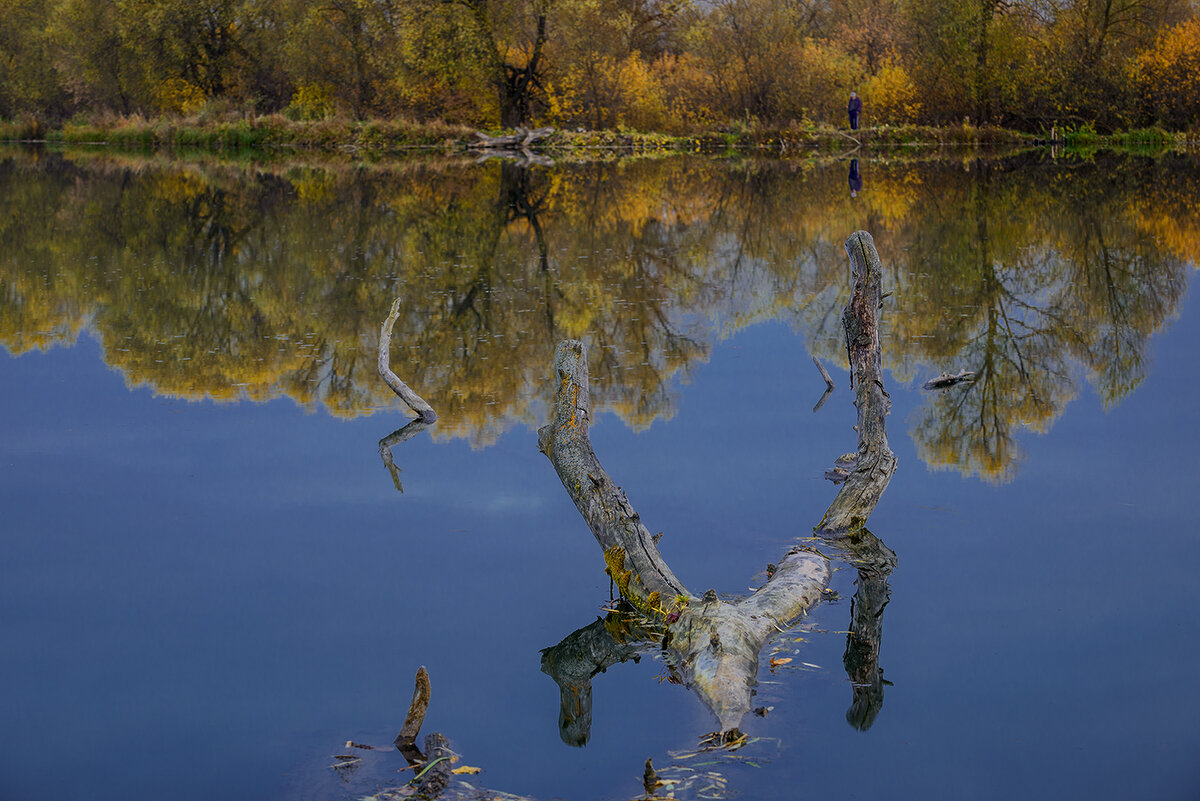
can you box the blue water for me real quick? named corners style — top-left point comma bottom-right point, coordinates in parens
top-left (2, 153), bottom-right (1199, 801)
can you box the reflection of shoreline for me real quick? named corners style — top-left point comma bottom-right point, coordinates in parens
top-left (1, 151), bottom-right (1192, 476)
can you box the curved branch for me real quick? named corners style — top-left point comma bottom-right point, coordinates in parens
top-left (537, 340), bottom-right (690, 614)
top-left (378, 297), bottom-right (437, 422)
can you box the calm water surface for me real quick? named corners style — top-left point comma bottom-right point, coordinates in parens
top-left (1, 148), bottom-right (1198, 800)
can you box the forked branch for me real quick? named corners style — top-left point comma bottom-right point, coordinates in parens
top-left (539, 231), bottom-right (897, 735)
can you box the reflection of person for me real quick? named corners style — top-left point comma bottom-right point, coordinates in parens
top-left (848, 91), bottom-right (862, 130)
top-left (849, 158), bottom-right (862, 197)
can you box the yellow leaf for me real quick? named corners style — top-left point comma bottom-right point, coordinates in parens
top-left (769, 657), bottom-right (792, 668)
top-left (451, 765), bottom-right (482, 775)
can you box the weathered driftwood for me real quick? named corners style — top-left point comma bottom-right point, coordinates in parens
top-left (338, 667), bottom-right (535, 801)
top-left (396, 666), bottom-right (431, 752)
top-left (538, 230), bottom-right (897, 735)
top-left (923, 369), bottom-right (976, 390)
top-left (816, 231), bottom-right (898, 538)
top-left (470, 126), bottom-right (555, 150)
top-left (378, 297), bottom-right (437, 422)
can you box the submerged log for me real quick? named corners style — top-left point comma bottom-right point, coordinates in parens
top-left (538, 230), bottom-right (897, 735)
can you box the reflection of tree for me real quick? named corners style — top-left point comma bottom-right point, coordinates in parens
top-left (892, 155), bottom-right (1191, 481)
top-left (0, 150), bottom-right (1193, 478)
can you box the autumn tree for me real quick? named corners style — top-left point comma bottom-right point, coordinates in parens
top-left (901, 0), bottom-right (1038, 125)
top-left (0, 0), bottom-right (69, 119)
top-left (1133, 16), bottom-right (1200, 128)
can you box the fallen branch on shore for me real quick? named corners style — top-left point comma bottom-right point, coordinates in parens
top-left (470, 126), bottom-right (555, 150)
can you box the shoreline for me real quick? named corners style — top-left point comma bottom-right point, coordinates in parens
top-left (1, 115), bottom-right (1194, 158)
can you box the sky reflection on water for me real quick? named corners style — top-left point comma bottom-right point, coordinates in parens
top-left (1, 149), bottom-right (1198, 801)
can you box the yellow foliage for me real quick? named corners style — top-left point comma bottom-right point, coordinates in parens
top-left (861, 60), bottom-right (922, 124)
top-left (654, 54), bottom-right (719, 132)
top-left (614, 55), bottom-right (668, 132)
top-left (545, 53), bottom-right (668, 131)
top-left (1134, 18), bottom-right (1200, 129)
top-left (155, 78), bottom-right (206, 115)
top-left (286, 83), bottom-right (335, 121)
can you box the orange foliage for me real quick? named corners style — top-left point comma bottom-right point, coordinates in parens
top-left (1134, 18), bottom-right (1200, 130)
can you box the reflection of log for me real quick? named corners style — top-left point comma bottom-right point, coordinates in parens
top-left (379, 297), bottom-right (437, 422)
top-left (538, 230), bottom-right (896, 736)
top-left (837, 529), bottom-right (896, 731)
top-left (475, 150), bottom-right (556, 168)
top-left (923, 369), bottom-right (976, 390)
top-left (379, 417), bottom-right (434, 492)
top-left (540, 606), bottom-right (654, 746)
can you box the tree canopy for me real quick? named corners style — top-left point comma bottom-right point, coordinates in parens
top-left (1, 0), bottom-right (1198, 129)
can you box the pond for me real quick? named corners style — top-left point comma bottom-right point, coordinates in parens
top-left (1, 147), bottom-right (1198, 801)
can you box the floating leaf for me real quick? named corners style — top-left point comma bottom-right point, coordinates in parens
top-left (451, 766), bottom-right (482, 775)
top-left (769, 657), bottom-right (793, 669)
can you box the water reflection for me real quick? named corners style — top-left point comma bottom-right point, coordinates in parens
top-left (848, 158), bottom-right (862, 198)
top-left (378, 417), bottom-right (435, 493)
top-left (0, 148), bottom-right (1195, 480)
top-left (832, 529), bottom-right (896, 731)
top-left (540, 605), bottom-right (654, 748)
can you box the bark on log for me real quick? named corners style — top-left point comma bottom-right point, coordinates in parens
top-left (537, 340), bottom-right (690, 614)
top-left (539, 229), bottom-right (896, 736)
top-left (817, 231), bottom-right (897, 538)
top-left (379, 297), bottom-right (437, 422)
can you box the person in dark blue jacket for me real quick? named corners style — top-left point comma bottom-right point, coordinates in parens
top-left (848, 91), bottom-right (863, 130)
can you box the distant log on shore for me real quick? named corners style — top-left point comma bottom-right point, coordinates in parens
top-left (470, 126), bottom-right (555, 150)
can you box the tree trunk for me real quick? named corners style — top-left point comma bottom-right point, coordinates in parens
top-left (538, 230), bottom-right (898, 735)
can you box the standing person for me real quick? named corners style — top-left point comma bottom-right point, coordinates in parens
top-left (848, 91), bottom-right (862, 131)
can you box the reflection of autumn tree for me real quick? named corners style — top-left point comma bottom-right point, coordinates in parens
top-left (894, 155), bottom-right (1191, 480)
top-left (0, 150), bottom-right (1193, 473)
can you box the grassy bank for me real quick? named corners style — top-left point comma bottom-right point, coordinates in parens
top-left (0, 114), bottom-right (1194, 156)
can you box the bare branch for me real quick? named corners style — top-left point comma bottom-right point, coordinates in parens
top-left (378, 297), bottom-right (437, 422)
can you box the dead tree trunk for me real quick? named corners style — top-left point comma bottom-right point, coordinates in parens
top-left (379, 297), bottom-right (436, 422)
top-left (538, 230), bottom-right (897, 736)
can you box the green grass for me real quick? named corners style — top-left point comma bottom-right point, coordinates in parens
top-left (10, 113), bottom-right (1195, 157)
